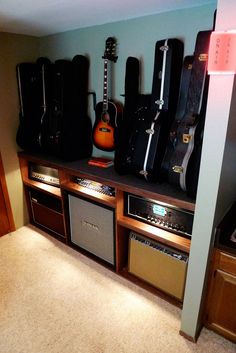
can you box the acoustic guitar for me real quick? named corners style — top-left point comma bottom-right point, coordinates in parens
top-left (92, 37), bottom-right (122, 151)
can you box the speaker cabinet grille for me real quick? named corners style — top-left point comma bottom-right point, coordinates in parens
top-left (128, 232), bottom-right (188, 300)
top-left (69, 195), bottom-right (115, 265)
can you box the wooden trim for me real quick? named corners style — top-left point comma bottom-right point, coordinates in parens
top-left (0, 152), bottom-right (15, 232)
top-left (179, 330), bottom-right (197, 342)
top-left (218, 250), bottom-right (236, 275)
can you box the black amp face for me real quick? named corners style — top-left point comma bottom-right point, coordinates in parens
top-left (29, 163), bottom-right (60, 187)
top-left (124, 193), bottom-right (194, 238)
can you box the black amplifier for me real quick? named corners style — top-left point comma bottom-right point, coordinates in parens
top-left (124, 193), bottom-right (194, 237)
top-left (29, 163), bottom-right (60, 187)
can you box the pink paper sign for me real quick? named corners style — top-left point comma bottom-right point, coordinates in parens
top-left (208, 31), bottom-right (236, 74)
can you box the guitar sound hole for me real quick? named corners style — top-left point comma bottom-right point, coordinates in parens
top-left (102, 112), bottom-right (110, 123)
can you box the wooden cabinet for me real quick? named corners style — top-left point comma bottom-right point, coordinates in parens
top-left (0, 182), bottom-right (12, 236)
top-left (18, 151), bottom-right (194, 304)
top-left (0, 152), bottom-right (15, 236)
top-left (18, 153), bottom-right (67, 241)
top-left (204, 249), bottom-right (236, 343)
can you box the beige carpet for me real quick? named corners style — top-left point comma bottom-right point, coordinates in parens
top-left (0, 225), bottom-right (235, 353)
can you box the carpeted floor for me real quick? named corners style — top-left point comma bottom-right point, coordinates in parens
top-left (0, 225), bottom-right (235, 353)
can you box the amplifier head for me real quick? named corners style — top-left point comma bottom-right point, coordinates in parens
top-left (29, 162), bottom-right (59, 187)
top-left (124, 193), bottom-right (194, 237)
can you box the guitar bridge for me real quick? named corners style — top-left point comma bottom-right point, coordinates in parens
top-left (99, 127), bottom-right (111, 132)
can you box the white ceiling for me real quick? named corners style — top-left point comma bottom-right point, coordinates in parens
top-left (0, 0), bottom-right (215, 37)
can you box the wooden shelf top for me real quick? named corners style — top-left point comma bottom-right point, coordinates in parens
top-left (117, 215), bottom-right (191, 253)
top-left (23, 179), bottom-right (61, 198)
top-left (62, 181), bottom-right (116, 208)
top-left (18, 151), bottom-right (195, 212)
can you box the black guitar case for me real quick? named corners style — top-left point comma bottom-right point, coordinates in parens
top-left (160, 55), bottom-right (194, 181)
top-left (16, 58), bottom-right (51, 152)
top-left (126, 38), bottom-right (184, 181)
top-left (41, 55), bottom-right (93, 161)
top-left (61, 55), bottom-right (93, 161)
top-left (63, 55), bottom-right (93, 161)
top-left (114, 56), bottom-right (140, 174)
top-left (185, 75), bottom-right (209, 198)
top-left (41, 59), bottom-right (72, 157)
top-left (161, 31), bottom-right (211, 198)
top-left (37, 57), bottom-right (53, 153)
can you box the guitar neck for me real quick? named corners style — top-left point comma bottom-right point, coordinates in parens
top-left (103, 59), bottom-right (109, 112)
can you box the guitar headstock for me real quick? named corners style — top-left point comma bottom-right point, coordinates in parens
top-left (102, 37), bottom-right (118, 62)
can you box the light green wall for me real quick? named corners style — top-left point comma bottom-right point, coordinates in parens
top-left (0, 32), bottom-right (39, 229)
top-left (0, 4), bottom-right (216, 227)
top-left (39, 4), bottom-right (216, 157)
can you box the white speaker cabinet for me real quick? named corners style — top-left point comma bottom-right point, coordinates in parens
top-left (69, 194), bottom-right (115, 265)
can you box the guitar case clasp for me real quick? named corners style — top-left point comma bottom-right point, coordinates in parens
top-left (160, 45), bottom-right (169, 52)
top-left (172, 166), bottom-right (184, 174)
top-left (182, 133), bottom-right (192, 143)
top-left (139, 170), bottom-right (149, 177)
top-left (146, 128), bottom-right (155, 135)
